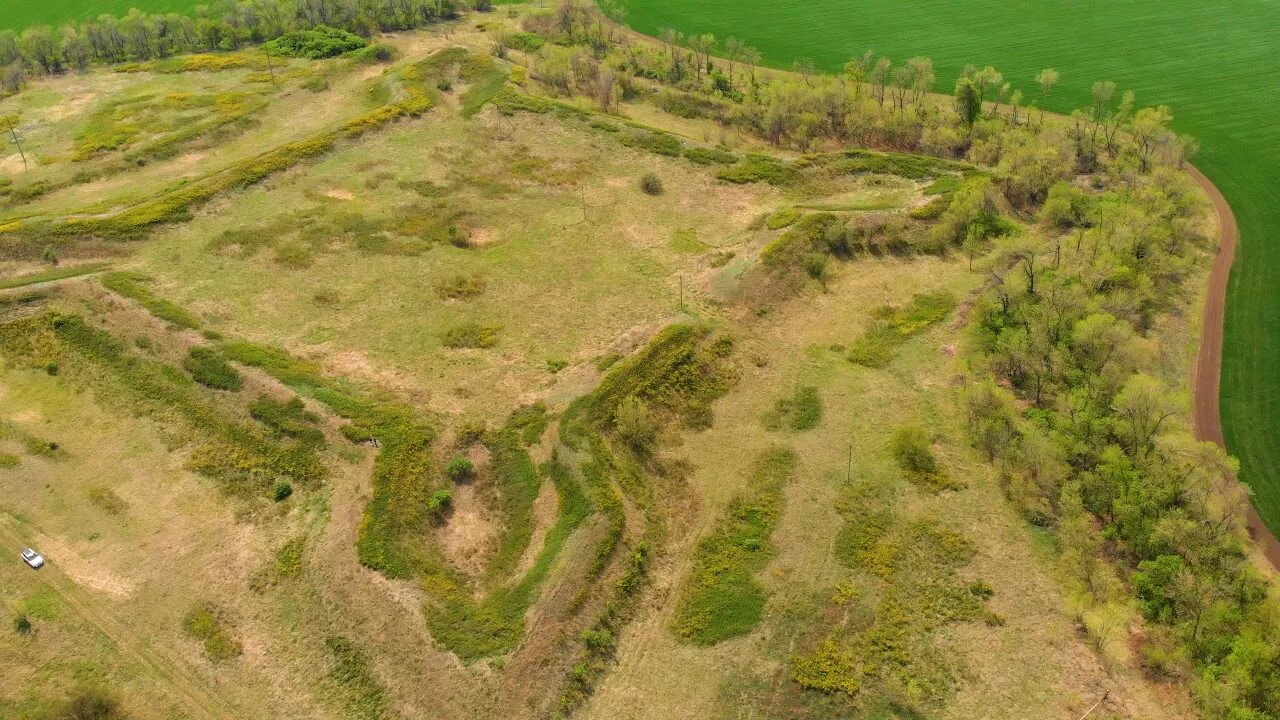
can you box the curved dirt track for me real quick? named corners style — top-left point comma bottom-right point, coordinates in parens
top-left (1186, 164), bottom-right (1280, 570)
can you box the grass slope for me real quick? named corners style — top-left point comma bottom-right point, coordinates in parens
top-left (620, 0), bottom-right (1280, 532)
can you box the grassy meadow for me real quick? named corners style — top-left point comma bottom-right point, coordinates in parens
top-left (618, 0), bottom-right (1280, 530)
top-left (0, 5), bottom-right (1256, 719)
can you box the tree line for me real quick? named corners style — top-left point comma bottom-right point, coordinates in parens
top-left (0, 0), bottom-right (467, 93)
top-left (513, 0), bottom-right (1193, 195)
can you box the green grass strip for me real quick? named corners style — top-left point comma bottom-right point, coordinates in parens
top-left (672, 446), bottom-right (796, 645)
top-left (101, 271), bottom-right (202, 329)
top-left (0, 262), bottom-right (110, 290)
top-left (847, 292), bottom-right (957, 369)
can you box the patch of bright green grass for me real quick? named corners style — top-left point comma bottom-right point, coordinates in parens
top-left (672, 446), bottom-right (796, 644)
top-left (668, 228), bottom-right (709, 253)
top-left (847, 292), bottom-right (956, 369)
top-left (182, 603), bottom-right (242, 662)
top-left (762, 386), bottom-right (822, 432)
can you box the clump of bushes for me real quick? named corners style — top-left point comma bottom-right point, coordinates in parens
top-left (441, 322), bottom-right (501, 349)
top-left (890, 426), bottom-right (964, 492)
top-left (890, 426), bottom-right (937, 475)
top-left (717, 155), bottom-right (798, 185)
top-left (445, 456), bottom-right (475, 482)
top-left (639, 172), bottom-right (664, 196)
top-left (249, 395), bottom-right (324, 446)
top-left (682, 146), bottom-right (738, 165)
top-left (509, 31), bottom-right (545, 52)
top-left (614, 396), bottom-right (659, 454)
top-left (621, 130), bottom-right (683, 157)
top-left (183, 346), bottom-right (243, 391)
top-left (273, 481), bottom-right (294, 502)
top-left (763, 386), bottom-right (822, 432)
top-left (349, 43), bottom-right (397, 63)
top-left (13, 613), bottom-right (31, 635)
top-left (265, 26), bottom-right (367, 59)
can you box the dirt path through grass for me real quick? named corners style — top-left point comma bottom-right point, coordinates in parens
top-left (1187, 165), bottom-right (1280, 570)
top-left (0, 516), bottom-right (237, 720)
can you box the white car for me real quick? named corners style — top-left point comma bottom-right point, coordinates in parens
top-left (20, 548), bottom-right (44, 569)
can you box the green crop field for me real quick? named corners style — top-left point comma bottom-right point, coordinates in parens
top-left (0, 0), bottom-right (199, 30)
top-left (621, 0), bottom-right (1280, 532)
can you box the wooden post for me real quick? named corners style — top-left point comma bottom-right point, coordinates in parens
top-left (6, 120), bottom-right (26, 171)
top-left (264, 47), bottom-right (280, 89)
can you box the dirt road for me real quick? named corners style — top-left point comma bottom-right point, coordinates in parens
top-left (1186, 164), bottom-right (1280, 570)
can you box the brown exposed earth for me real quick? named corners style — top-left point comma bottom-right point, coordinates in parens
top-left (1186, 164), bottom-right (1280, 569)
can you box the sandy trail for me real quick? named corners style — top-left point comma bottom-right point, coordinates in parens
top-left (1186, 164), bottom-right (1280, 570)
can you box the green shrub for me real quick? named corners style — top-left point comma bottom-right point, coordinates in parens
top-left (441, 322), bottom-right (501, 349)
top-left (717, 155), bottom-right (799, 185)
top-left (349, 43), bottom-right (396, 63)
top-left (890, 425), bottom-right (963, 493)
top-left (445, 456), bottom-right (475, 482)
top-left (273, 481), bottom-right (293, 502)
top-left (183, 347), bottom-right (242, 391)
top-left (182, 604), bottom-right (242, 661)
top-left (621, 130), bottom-right (683, 157)
top-left (266, 26), bottom-right (367, 59)
top-left (890, 426), bottom-right (937, 475)
top-left (13, 613), bottom-right (31, 635)
top-left (682, 146), bottom-right (738, 165)
top-left (614, 396), bottom-right (658, 455)
top-left (763, 386), bottom-right (822, 432)
top-left (639, 172), bottom-right (664, 196)
top-left (428, 489), bottom-right (453, 514)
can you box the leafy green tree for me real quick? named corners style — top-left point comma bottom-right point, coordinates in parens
top-left (954, 77), bottom-right (981, 126)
